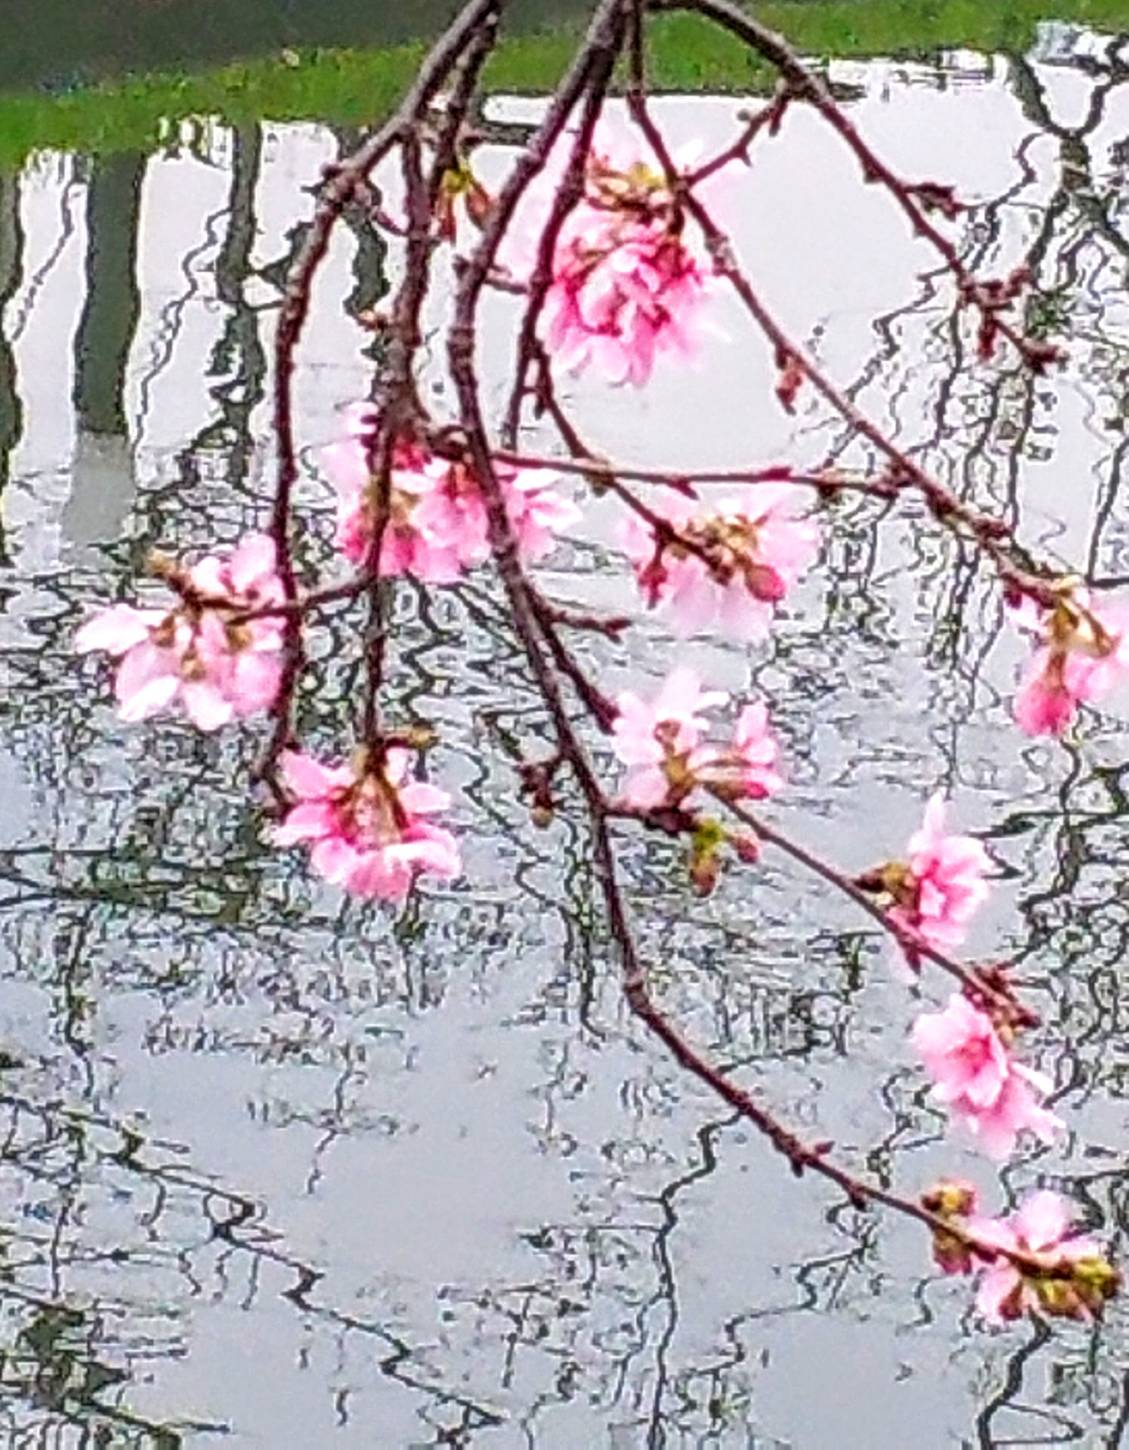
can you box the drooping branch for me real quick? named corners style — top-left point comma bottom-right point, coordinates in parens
top-left (70, 0), bottom-right (1125, 1326)
top-left (438, 0), bottom-right (1070, 1292)
top-left (653, 0), bottom-right (1063, 372)
top-left (260, 0), bottom-right (502, 779)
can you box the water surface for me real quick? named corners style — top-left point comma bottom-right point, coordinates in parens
top-left (2, 17), bottom-right (1129, 1448)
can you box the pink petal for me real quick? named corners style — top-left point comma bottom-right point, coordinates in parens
top-left (1013, 1189), bottom-right (1070, 1252)
top-left (399, 781), bottom-right (451, 815)
top-left (117, 672), bottom-right (180, 723)
top-left (230, 652), bottom-right (281, 714)
top-left (228, 533), bottom-right (277, 593)
top-left (274, 801), bottom-right (339, 845)
top-left (114, 642), bottom-right (180, 712)
top-left (976, 1264), bottom-right (1021, 1324)
top-left (76, 604), bottom-right (163, 655)
top-left (280, 751), bottom-right (353, 799)
top-left (182, 681), bottom-right (235, 732)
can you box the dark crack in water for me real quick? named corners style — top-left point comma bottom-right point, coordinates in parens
top-left (2, 20), bottom-right (1129, 1449)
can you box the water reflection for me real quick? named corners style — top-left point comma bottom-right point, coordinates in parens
top-left (0, 170), bottom-right (22, 569)
top-left (2, 20), bottom-right (1129, 1449)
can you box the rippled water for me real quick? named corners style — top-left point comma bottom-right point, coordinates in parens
top-left (2, 20), bottom-right (1129, 1448)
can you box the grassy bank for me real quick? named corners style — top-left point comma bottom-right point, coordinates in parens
top-left (3, 1), bottom-right (1128, 166)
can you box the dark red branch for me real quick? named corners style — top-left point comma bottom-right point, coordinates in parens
top-left (654, 0), bottom-right (1062, 372)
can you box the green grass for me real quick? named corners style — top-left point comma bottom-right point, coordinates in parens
top-left (3, 0), bottom-right (1129, 168)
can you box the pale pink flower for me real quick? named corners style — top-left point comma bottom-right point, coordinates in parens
top-left (912, 993), bottom-right (1010, 1111)
top-left (622, 484), bottom-right (818, 641)
top-left (323, 414), bottom-right (461, 581)
top-left (611, 669), bottom-right (784, 811)
top-left (322, 410), bottom-right (577, 577)
top-left (691, 701), bottom-right (785, 802)
top-left (503, 468), bottom-right (583, 561)
top-left (888, 793), bottom-right (991, 954)
top-left (912, 992), bottom-right (1062, 1160)
top-left (274, 747), bottom-right (460, 902)
top-left (1010, 589), bottom-right (1129, 736)
top-left (970, 1190), bottom-right (1103, 1323)
top-left (612, 667), bottom-right (728, 809)
top-left (75, 533), bottom-right (285, 731)
top-left (545, 213), bottom-right (708, 387)
top-left (961, 1063), bottom-right (1063, 1160)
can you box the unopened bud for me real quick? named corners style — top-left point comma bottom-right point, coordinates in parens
top-left (466, 180), bottom-right (493, 230)
top-left (930, 1228), bottom-right (975, 1277)
top-left (434, 189), bottom-right (457, 243)
top-left (775, 351), bottom-right (804, 412)
top-left (921, 1178), bottom-right (978, 1220)
top-left (689, 817), bottom-right (726, 897)
top-left (690, 850), bottom-right (720, 897)
top-left (745, 562), bottom-right (786, 603)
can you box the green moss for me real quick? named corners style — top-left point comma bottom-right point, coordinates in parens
top-left (2, 1), bottom-right (1129, 167)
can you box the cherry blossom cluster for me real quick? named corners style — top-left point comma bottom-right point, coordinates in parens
top-left (75, 534), bottom-right (286, 731)
top-left (544, 142), bottom-right (710, 387)
top-left (851, 797), bottom-right (1056, 1157)
top-left (324, 405), bottom-right (579, 582)
top-left (1010, 584), bottom-right (1129, 737)
top-left (922, 1181), bottom-right (1118, 1323)
top-left (622, 482), bottom-right (819, 640)
top-left (77, 531), bottom-right (465, 903)
top-left (75, 416), bottom-right (583, 906)
top-left (69, 25), bottom-right (1129, 1335)
top-left (274, 746), bottom-right (461, 902)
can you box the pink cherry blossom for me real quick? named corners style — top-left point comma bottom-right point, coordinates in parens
top-left (1010, 589), bottom-right (1129, 736)
top-left (322, 410), bottom-right (578, 578)
top-left (912, 992), bottom-right (1062, 1160)
top-left (612, 667), bottom-right (728, 809)
top-left (691, 701), bottom-right (785, 802)
top-left (75, 533), bottom-right (285, 731)
top-left (888, 793), bottom-right (991, 954)
top-left (912, 993), bottom-right (1010, 1111)
top-left (545, 215), bottom-right (709, 387)
top-left (611, 669), bottom-right (784, 812)
top-left (622, 484), bottom-right (818, 641)
top-left (503, 467), bottom-right (584, 561)
top-left (970, 1190), bottom-right (1103, 1323)
top-left (960, 1062), bottom-right (1063, 1160)
top-left (274, 747), bottom-right (460, 902)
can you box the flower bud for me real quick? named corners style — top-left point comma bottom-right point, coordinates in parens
top-left (465, 179), bottom-right (493, 230)
top-left (930, 1227), bottom-right (975, 1277)
top-left (689, 817), bottom-right (726, 897)
top-left (744, 563), bottom-right (786, 603)
top-left (921, 1179), bottom-right (979, 1276)
top-left (921, 1178), bottom-right (978, 1219)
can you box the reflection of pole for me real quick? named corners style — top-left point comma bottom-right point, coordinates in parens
top-left (196, 123), bottom-right (267, 488)
top-left (72, 152), bottom-right (145, 435)
top-left (0, 169), bottom-right (23, 567)
top-left (331, 126), bottom-right (391, 329)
